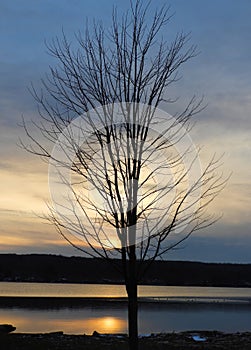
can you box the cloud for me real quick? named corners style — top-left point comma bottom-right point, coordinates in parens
top-left (167, 223), bottom-right (251, 263)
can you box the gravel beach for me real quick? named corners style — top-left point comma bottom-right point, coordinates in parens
top-left (2, 331), bottom-right (251, 350)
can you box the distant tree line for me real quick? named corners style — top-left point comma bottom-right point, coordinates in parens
top-left (0, 254), bottom-right (251, 287)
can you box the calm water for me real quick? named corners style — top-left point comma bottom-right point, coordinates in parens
top-left (0, 282), bottom-right (251, 334)
top-left (1, 282), bottom-right (251, 298)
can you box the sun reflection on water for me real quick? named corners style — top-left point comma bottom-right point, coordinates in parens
top-left (85, 316), bottom-right (127, 334)
top-left (0, 309), bottom-right (127, 334)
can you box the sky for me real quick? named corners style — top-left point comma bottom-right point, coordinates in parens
top-left (0, 0), bottom-right (251, 263)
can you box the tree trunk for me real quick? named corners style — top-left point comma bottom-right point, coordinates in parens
top-left (127, 244), bottom-right (138, 350)
top-left (128, 278), bottom-right (138, 350)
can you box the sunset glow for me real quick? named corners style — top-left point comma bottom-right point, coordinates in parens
top-left (0, 0), bottom-right (251, 262)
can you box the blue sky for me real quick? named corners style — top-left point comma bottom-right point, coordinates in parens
top-left (0, 0), bottom-right (251, 262)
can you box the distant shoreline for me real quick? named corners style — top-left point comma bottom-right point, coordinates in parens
top-left (1, 254), bottom-right (251, 288)
top-left (1, 295), bottom-right (251, 306)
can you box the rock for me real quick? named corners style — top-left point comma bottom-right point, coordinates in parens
top-left (0, 324), bottom-right (16, 334)
top-left (92, 330), bottom-right (100, 337)
top-left (47, 331), bottom-right (64, 336)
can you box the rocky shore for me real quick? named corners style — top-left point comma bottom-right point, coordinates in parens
top-left (1, 330), bottom-right (251, 349)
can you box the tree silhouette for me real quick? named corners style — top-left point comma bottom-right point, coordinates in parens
top-left (22, 1), bottom-right (226, 349)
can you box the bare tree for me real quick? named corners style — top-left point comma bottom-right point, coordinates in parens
top-left (21, 1), bottom-right (226, 349)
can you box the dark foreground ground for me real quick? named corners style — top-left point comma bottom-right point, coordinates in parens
top-left (2, 331), bottom-right (251, 350)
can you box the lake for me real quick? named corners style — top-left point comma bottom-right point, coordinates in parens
top-left (0, 282), bottom-right (251, 334)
